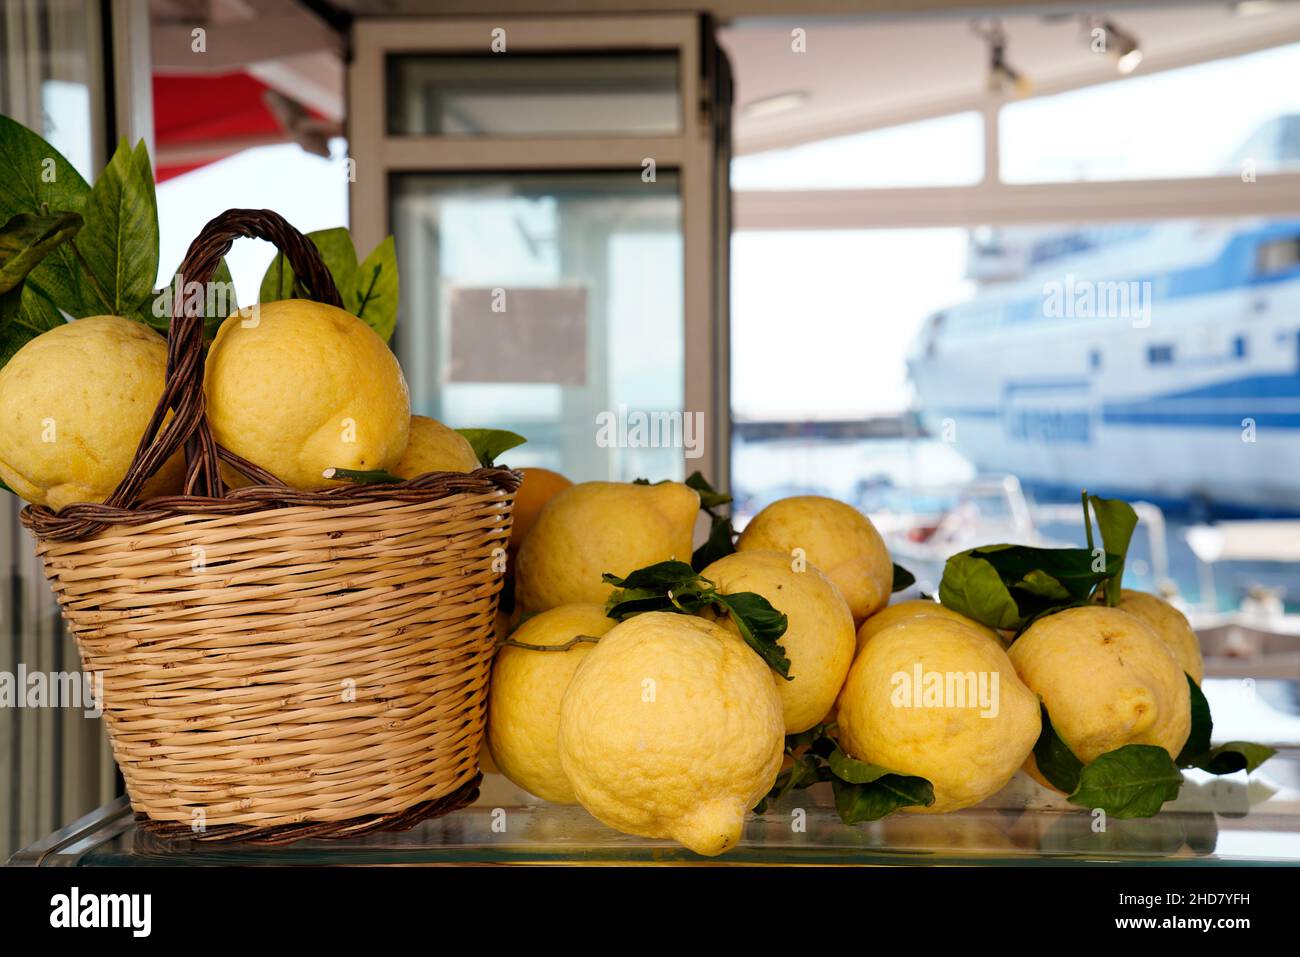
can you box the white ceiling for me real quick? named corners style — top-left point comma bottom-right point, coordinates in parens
top-left (720, 3), bottom-right (1300, 154)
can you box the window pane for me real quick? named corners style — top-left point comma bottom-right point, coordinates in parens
top-left (733, 216), bottom-right (1300, 613)
top-left (732, 112), bottom-right (983, 190)
top-left (386, 52), bottom-right (681, 136)
top-left (1000, 42), bottom-right (1300, 182)
top-left (391, 171), bottom-right (684, 482)
top-left (0, 0), bottom-right (97, 180)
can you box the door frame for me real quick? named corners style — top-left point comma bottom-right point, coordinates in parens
top-left (348, 13), bottom-right (728, 484)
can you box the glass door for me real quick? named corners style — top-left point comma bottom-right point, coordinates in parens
top-left (349, 15), bottom-right (729, 483)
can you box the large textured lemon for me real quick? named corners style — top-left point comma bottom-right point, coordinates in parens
top-left (1116, 589), bottom-right (1205, 684)
top-left (204, 299), bottom-right (409, 489)
top-left (0, 316), bottom-right (184, 510)
top-left (738, 495), bottom-right (892, 622)
top-left (515, 480), bottom-right (699, 613)
top-left (857, 599), bottom-right (1005, 656)
top-left (701, 549), bottom-right (855, 733)
top-left (1010, 606), bottom-right (1191, 787)
top-left (391, 415), bottom-right (478, 478)
top-left (836, 616), bottom-right (1040, 813)
top-left (558, 611), bottom-right (784, 856)
top-left (486, 603), bottom-right (616, 803)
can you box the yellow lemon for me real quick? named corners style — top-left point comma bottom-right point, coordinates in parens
top-left (486, 603), bottom-right (616, 803)
top-left (701, 549), bottom-right (855, 733)
top-left (857, 599), bottom-right (1005, 656)
top-left (391, 415), bottom-right (479, 478)
top-left (1010, 606), bottom-right (1191, 789)
top-left (478, 609), bottom-right (514, 777)
top-left (1115, 589), bottom-right (1205, 684)
top-left (204, 299), bottom-right (409, 489)
top-left (738, 495), bottom-right (892, 623)
top-left (508, 467), bottom-right (574, 554)
top-left (515, 480), bottom-right (699, 613)
top-left (836, 616), bottom-right (1040, 813)
top-left (558, 611), bottom-right (784, 856)
top-left (0, 316), bottom-right (184, 510)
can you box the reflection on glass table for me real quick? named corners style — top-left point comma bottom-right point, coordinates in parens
top-left (11, 680), bottom-right (1300, 866)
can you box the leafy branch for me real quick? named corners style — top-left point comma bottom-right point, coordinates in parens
top-left (603, 559), bottom-right (792, 678)
top-left (754, 724), bottom-right (935, 822)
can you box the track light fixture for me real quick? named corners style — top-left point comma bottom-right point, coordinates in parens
top-left (973, 19), bottom-right (1032, 97)
top-left (1086, 18), bottom-right (1144, 74)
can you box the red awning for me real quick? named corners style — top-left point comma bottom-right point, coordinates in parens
top-left (152, 72), bottom-right (329, 182)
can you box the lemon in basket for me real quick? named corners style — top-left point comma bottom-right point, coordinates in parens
top-left (0, 316), bottom-right (185, 510)
top-left (835, 615), bottom-right (1040, 813)
top-left (204, 299), bottom-right (409, 489)
top-left (1113, 589), bottom-right (1204, 684)
top-left (515, 480), bottom-right (699, 613)
top-left (486, 603), bottom-right (616, 803)
top-left (391, 415), bottom-right (479, 478)
top-left (737, 495), bottom-right (893, 623)
top-left (700, 549), bottom-right (855, 734)
top-left (558, 611), bottom-right (783, 856)
top-left (1010, 605), bottom-right (1191, 788)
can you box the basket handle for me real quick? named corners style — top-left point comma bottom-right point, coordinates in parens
top-left (105, 209), bottom-right (344, 507)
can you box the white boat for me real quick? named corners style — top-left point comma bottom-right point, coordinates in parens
top-left (908, 116), bottom-right (1300, 514)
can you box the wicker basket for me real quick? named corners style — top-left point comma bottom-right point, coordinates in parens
top-left (21, 209), bottom-right (519, 844)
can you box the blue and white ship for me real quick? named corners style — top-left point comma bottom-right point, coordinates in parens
top-left (909, 116), bottom-right (1300, 515)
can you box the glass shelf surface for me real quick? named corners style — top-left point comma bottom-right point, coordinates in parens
top-left (11, 680), bottom-right (1300, 867)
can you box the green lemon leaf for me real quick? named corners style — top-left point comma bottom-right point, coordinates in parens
top-left (684, 470), bottom-right (732, 511)
top-left (1190, 742), bottom-right (1277, 775)
top-left (0, 211), bottom-right (83, 294)
top-left (602, 560), bottom-right (698, 592)
top-left (603, 560), bottom-right (791, 678)
top-left (455, 428), bottom-right (526, 467)
top-left (827, 747), bottom-right (896, 785)
top-left (1015, 569), bottom-right (1072, 601)
top-left (2, 283), bottom-right (66, 368)
top-left (1067, 744), bottom-right (1184, 819)
top-left (691, 512), bottom-right (736, 572)
top-left (351, 236), bottom-right (399, 342)
top-left (939, 551), bottom-right (1024, 630)
top-left (1033, 704), bottom-right (1084, 794)
top-left (603, 562), bottom-right (710, 620)
top-left (713, 590), bottom-right (792, 678)
top-left (259, 226), bottom-right (358, 304)
top-left (831, 772), bottom-right (935, 823)
top-left (323, 467), bottom-right (403, 484)
top-left (1089, 495), bottom-right (1139, 605)
top-left (755, 752), bottom-right (825, 813)
top-left (78, 138), bottom-right (159, 317)
top-left (1173, 673), bottom-right (1274, 774)
top-left (892, 562), bottom-right (916, 592)
top-left (0, 116), bottom-right (97, 319)
top-left (1177, 674), bottom-right (1213, 766)
top-left (970, 545), bottom-right (1119, 601)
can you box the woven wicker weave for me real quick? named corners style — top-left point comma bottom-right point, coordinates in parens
top-left (21, 209), bottom-right (518, 843)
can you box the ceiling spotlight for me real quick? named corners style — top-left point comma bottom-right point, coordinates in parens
top-left (973, 19), bottom-right (1032, 97)
top-left (742, 91), bottom-right (809, 119)
top-left (1090, 19), bottom-right (1143, 74)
